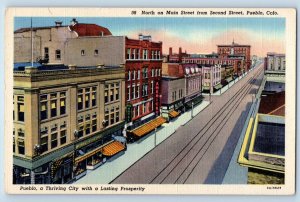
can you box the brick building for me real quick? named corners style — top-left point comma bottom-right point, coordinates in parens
top-left (217, 40), bottom-right (251, 71)
top-left (168, 47), bottom-right (189, 63)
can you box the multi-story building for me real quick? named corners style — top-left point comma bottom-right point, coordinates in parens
top-left (162, 63), bottom-right (202, 114)
top-left (161, 76), bottom-right (186, 121)
top-left (14, 19), bottom-right (164, 142)
top-left (14, 18), bottom-right (112, 64)
top-left (13, 65), bottom-right (126, 184)
top-left (182, 53), bottom-right (245, 76)
top-left (217, 40), bottom-right (251, 71)
top-left (264, 52), bottom-right (285, 71)
top-left (238, 71), bottom-right (285, 184)
top-left (201, 64), bottom-right (222, 93)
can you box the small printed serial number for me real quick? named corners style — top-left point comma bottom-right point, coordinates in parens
top-left (267, 186), bottom-right (282, 190)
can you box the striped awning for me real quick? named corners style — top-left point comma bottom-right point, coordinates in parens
top-left (75, 140), bottom-right (114, 163)
top-left (169, 110), bottom-right (180, 118)
top-left (132, 116), bottom-right (166, 137)
top-left (102, 141), bottom-right (125, 157)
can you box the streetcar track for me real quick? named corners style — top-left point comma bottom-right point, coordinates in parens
top-left (179, 73), bottom-right (263, 183)
top-left (149, 67), bottom-right (263, 184)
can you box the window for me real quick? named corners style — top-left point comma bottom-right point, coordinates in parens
top-left (136, 85), bottom-right (140, 98)
top-left (17, 96), bottom-right (24, 122)
top-left (151, 51), bottom-right (154, 59)
top-left (50, 100), bottom-right (57, 117)
top-left (94, 49), bottom-right (98, 56)
top-left (60, 98), bottom-right (66, 115)
top-left (85, 94), bottom-right (90, 108)
top-left (44, 47), bottom-right (49, 59)
top-left (105, 90), bottom-right (109, 103)
top-left (128, 70), bottom-right (131, 81)
top-left (81, 50), bottom-right (85, 56)
top-left (151, 81), bottom-right (154, 94)
top-left (115, 87), bottom-right (119, 101)
top-left (18, 130), bottom-right (25, 137)
top-left (143, 49), bottom-right (148, 59)
top-left (132, 70), bottom-right (136, 80)
top-left (40, 136), bottom-right (48, 153)
top-left (116, 111), bottom-right (119, 123)
top-left (131, 85), bottom-right (135, 100)
top-left (13, 137), bottom-right (15, 153)
top-left (40, 101), bottom-right (47, 120)
top-left (127, 86), bottom-right (130, 101)
top-left (131, 49), bottom-right (135, 59)
top-left (110, 113), bottom-right (115, 125)
top-left (158, 51), bottom-right (161, 59)
top-left (51, 133), bottom-right (58, 149)
top-left (143, 68), bottom-right (148, 78)
top-left (152, 69), bottom-right (154, 77)
top-left (92, 119), bottom-right (97, 132)
top-left (77, 94), bottom-right (83, 110)
top-left (142, 84), bottom-right (148, 97)
top-left (78, 126), bottom-right (83, 138)
top-left (127, 48), bottom-right (130, 59)
top-left (143, 103), bottom-right (147, 114)
top-left (85, 123), bottom-right (90, 135)
top-left (55, 49), bottom-right (61, 60)
top-left (92, 92), bottom-right (96, 106)
top-left (137, 49), bottom-right (140, 59)
top-left (137, 70), bottom-right (140, 79)
top-left (18, 140), bottom-right (25, 155)
top-left (60, 130), bottom-right (66, 145)
top-left (110, 89), bottom-right (114, 102)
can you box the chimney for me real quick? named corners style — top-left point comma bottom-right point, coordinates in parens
top-left (169, 47), bottom-right (172, 56)
top-left (179, 47), bottom-right (182, 63)
top-left (55, 21), bottom-right (63, 27)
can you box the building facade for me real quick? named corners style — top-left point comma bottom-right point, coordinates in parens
top-left (264, 52), bottom-right (286, 71)
top-left (161, 76), bottom-right (185, 121)
top-left (14, 18), bottom-right (112, 64)
top-left (125, 35), bottom-right (163, 130)
top-left (201, 64), bottom-right (222, 93)
top-left (13, 65), bottom-right (126, 184)
top-left (217, 40), bottom-right (251, 71)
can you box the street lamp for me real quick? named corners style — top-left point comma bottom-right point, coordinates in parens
top-left (191, 102), bottom-right (194, 118)
top-left (154, 127), bottom-right (157, 147)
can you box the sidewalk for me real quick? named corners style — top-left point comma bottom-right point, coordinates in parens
top-left (222, 88), bottom-right (259, 184)
top-left (74, 100), bottom-right (210, 184)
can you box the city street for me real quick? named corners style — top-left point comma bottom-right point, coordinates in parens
top-left (112, 63), bottom-right (264, 184)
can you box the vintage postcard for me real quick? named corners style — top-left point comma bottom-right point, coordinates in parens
top-left (4, 8), bottom-right (296, 194)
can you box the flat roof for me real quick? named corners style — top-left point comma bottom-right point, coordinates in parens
top-left (254, 122), bottom-right (285, 156)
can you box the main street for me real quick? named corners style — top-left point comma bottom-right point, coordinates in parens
top-left (112, 63), bottom-right (264, 184)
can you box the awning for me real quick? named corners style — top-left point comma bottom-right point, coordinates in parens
top-left (214, 83), bottom-right (223, 90)
top-left (75, 140), bottom-right (114, 163)
top-left (131, 116), bottom-right (166, 137)
top-left (169, 110), bottom-right (180, 118)
top-left (102, 141), bottom-right (125, 156)
top-left (226, 77), bottom-right (233, 82)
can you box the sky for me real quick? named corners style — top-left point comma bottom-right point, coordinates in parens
top-left (14, 17), bottom-right (286, 57)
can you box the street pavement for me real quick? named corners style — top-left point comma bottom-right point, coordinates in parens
top-left (112, 63), bottom-right (264, 184)
top-left (74, 99), bottom-right (210, 184)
